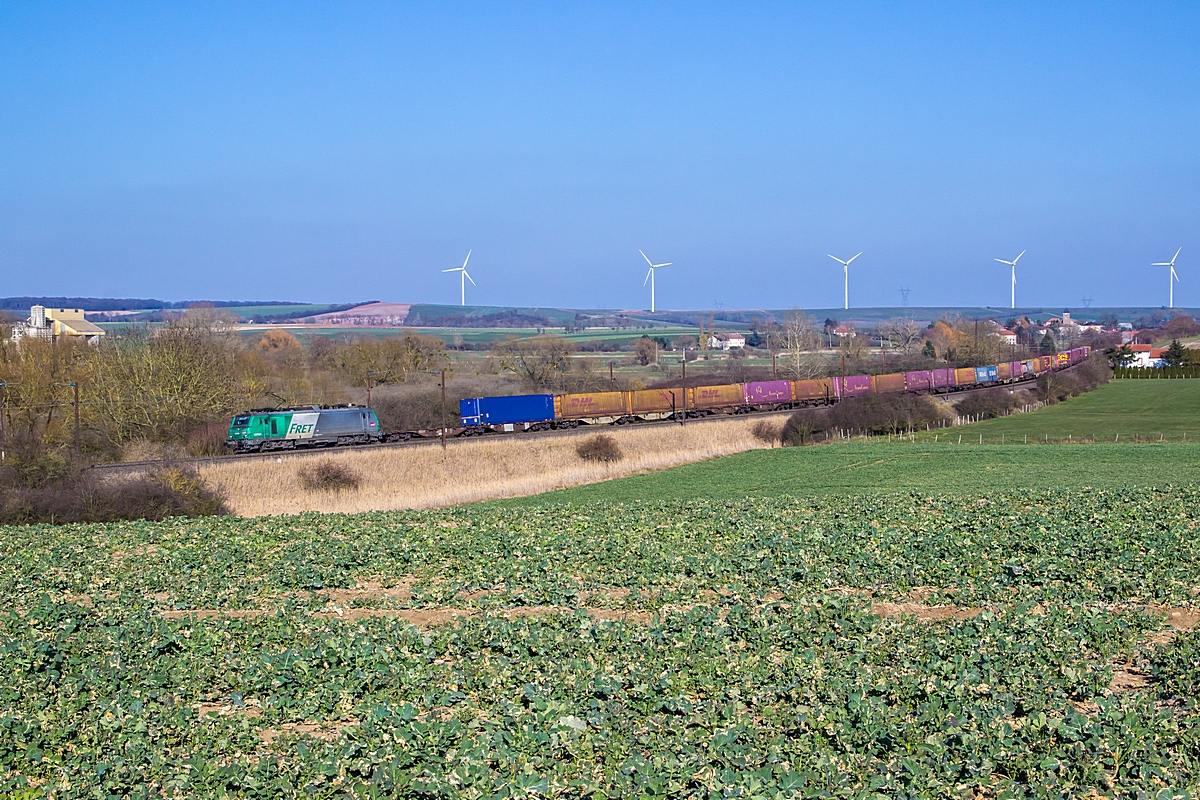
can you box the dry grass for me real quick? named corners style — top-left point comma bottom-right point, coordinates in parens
top-left (199, 415), bottom-right (778, 516)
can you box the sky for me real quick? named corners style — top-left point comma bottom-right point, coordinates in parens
top-left (1, 2), bottom-right (1198, 311)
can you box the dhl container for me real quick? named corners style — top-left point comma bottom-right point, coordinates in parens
top-left (744, 380), bottom-right (792, 406)
top-left (872, 372), bottom-right (906, 393)
top-left (629, 388), bottom-right (683, 415)
top-left (931, 369), bottom-right (952, 389)
top-left (996, 362), bottom-right (1012, 380)
top-left (689, 383), bottom-right (744, 411)
top-left (794, 378), bottom-right (836, 402)
top-left (556, 391), bottom-right (627, 420)
top-left (953, 368), bottom-right (978, 386)
top-left (836, 375), bottom-right (872, 398)
top-left (904, 370), bottom-right (932, 391)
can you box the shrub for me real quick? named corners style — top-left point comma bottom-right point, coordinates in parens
top-left (576, 434), bottom-right (623, 463)
top-left (750, 419), bottom-right (782, 446)
top-left (827, 393), bottom-right (945, 435)
top-left (186, 423), bottom-right (230, 457)
top-left (781, 408), bottom-right (829, 446)
top-left (0, 464), bottom-right (228, 525)
top-left (954, 388), bottom-right (1019, 420)
top-left (298, 461), bottom-right (362, 492)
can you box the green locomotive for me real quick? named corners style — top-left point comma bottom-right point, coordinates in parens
top-left (226, 405), bottom-right (383, 452)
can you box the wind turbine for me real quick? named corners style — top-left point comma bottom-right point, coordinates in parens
top-left (1152, 248), bottom-right (1182, 308)
top-left (442, 250), bottom-right (476, 307)
top-left (826, 252), bottom-right (861, 310)
top-left (993, 250), bottom-right (1025, 310)
top-left (639, 250), bottom-right (671, 313)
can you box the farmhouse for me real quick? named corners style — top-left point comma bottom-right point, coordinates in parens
top-left (706, 332), bottom-right (747, 351)
top-left (1128, 344), bottom-right (1168, 367)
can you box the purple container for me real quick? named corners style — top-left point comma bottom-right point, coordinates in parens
top-left (1010, 361), bottom-right (1024, 378)
top-left (743, 380), bottom-right (792, 405)
top-left (836, 375), bottom-right (872, 398)
top-left (904, 370), bottom-right (932, 391)
top-left (931, 369), bottom-right (951, 389)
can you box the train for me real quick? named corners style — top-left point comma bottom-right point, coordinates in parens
top-left (226, 405), bottom-right (384, 452)
top-left (458, 347), bottom-right (1092, 433)
top-left (224, 347), bottom-right (1091, 450)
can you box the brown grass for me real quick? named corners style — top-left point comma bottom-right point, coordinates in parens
top-left (199, 416), bottom-right (778, 516)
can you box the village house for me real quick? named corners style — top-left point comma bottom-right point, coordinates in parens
top-left (706, 332), bottom-right (747, 351)
top-left (1128, 344), bottom-right (1168, 367)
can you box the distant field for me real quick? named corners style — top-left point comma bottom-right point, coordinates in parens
top-left (501, 441), bottom-right (1200, 507)
top-left (927, 378), bottom-right (1200, 442)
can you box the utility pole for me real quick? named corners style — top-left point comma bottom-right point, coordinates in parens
top-left (439, 369), bottom-right (447, 451)
top-left (681, 358), bottom-right (687, 426)
top-left (772, 352), bottom-right (777, 380)
top-left (609, 361), bottom-right (614, 389)
top-left (974, 319), bottom-right (979, 367)
top-left (366, 371), bottom-right (374, 407)
top-left (74, 382), bottom-right (80, 454)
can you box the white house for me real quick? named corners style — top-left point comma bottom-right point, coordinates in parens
top-left (707, 332), bottom-right (746, 350)
top-left (997, 328), bottom-right (1018, 346)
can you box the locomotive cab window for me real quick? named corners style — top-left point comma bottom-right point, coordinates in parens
top-left (232, 415), bottom-right (250, 428)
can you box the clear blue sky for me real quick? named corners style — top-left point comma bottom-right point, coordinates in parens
top-left (1, 2), bottom-right (1197, 310)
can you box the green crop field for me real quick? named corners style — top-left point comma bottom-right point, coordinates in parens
top-left (930, 379), bottom-right (1200, 443)
top-left (4, 487), bottom-right (1200, 795)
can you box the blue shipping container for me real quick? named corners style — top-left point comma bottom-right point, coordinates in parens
top-left (460, 395), bottom-right (555, 427)
top-left (974, 366), bottom-right (998, 383)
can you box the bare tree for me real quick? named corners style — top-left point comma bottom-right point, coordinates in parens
top-left (882, 317), bottom-right (924, 354)
top-left (780, 311), bottom-right (825, 379)
top-left (489, 335), bottom-right (576, 389)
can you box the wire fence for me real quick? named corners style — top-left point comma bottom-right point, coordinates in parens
top-left (1114, 366), bottom-right (1200, 379)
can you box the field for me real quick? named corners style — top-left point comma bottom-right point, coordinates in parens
top-left (7, 380), bottom-right (1200, 794)
top-left (4, 485), bottom-right (1200, 795)
top-left (926, 379), bottom-right (1200, 443)
top-left (199, 416), bottom-right (778, 516)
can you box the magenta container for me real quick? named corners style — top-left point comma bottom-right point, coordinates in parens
top-left (743, 380), bottom-right (792, 405)
top-left (904, 370), bottom-right (932, 391)
top-left (931, 369), bottom-right (951, 389)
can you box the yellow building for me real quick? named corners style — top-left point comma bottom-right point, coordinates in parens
top-left (11, 305), bottom-right (106, 344)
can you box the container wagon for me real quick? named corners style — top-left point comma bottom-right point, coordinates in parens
top-left (460, 394), bottom-right (555, 432)
top-left (744, 380), bottom-right (793, 408)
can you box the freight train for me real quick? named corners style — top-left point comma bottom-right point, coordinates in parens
top-left (224, 347), bottom-right (1090, 450)
top-left (458, 348), bottom-right (1091, 433)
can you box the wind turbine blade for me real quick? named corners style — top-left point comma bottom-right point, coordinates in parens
top-left (442, 268), bottom-right (460, 273)
top-left (644, 268), bottom-right (653, 286)
top-left (1173, 247), bottom-right (1182, 264)
top-left (1012, 249), bottom-right (1026, 264)
top-left (1152, 262), bottom-right (1170, 266)
top-left (461, 250), bottom-right (472, 270)
top-left (654, 262), bottom-right (672, 268)
top-left (1172, 267), bottom-right (1180, 282)
top-left (826, 254), bottom-right (846, 265)
top-left (846, 252), bottom-right (862, 264)
top-left (640, 250), bottom-right (655, 267)
top-left (994, 259), bottom-right (1012, 265)
top-left (464, 270), bottom-right (476, 286)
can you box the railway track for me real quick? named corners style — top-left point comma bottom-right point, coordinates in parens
top-left (89, 369), bottom-right (1077, 476)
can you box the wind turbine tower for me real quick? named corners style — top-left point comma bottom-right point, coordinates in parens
top-left (442, 250), bottom-right (476, 307)
top-left (1152, 248), bottom-right (1182, 308)
top-left (826, 252), bottom-right (861, 310)
top-left (993, 250), bottom-right (1025, 310)
top-left (639, 250), bottom-right (672, 313)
